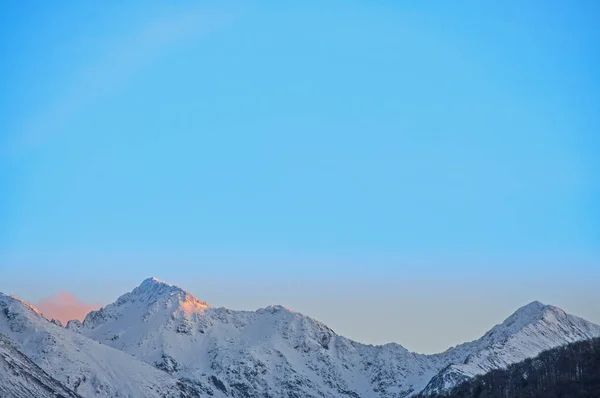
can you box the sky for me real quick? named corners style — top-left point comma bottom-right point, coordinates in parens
top-left (0, 0), bottom-right (599, 353)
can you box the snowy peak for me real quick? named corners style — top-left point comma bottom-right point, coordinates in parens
top-left (0, 293), bottom-right (48, 332)
top-left (421, 301), bottom-right (600, 395)
top-left (74, 279), bottom-right (435, 396)
top-left (258, 304), bottom-right (295, 314)
top-left (480, 301), bottom-right (551, 342)
top-left (81, 277), bottom-right (210, 330)
top-left (503, 300), bottom-right (553, 325)
top-left (1, 294), bottom-right (44, 320)
top-left (136, 276), bottom-right (175, 293)
top-left (480, 300), bottom-right (596, 346)
top-left (0, 293), bottom-right (210, 398)
top-left (131, 277), bottom-right (206, 305)
top-left (130, 277), bottom-right (210, 308)
top-left (512, 300), bottom-right (546, 317)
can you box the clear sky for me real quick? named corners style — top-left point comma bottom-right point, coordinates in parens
top-left (1, 1), bottom-right (599, 353)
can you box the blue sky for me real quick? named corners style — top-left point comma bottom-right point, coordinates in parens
top-left (1, 1), bottom-right (599, 353)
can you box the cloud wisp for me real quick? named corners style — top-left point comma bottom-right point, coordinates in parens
top-left (36, 291), bottom-right (102, 325)
top-left (6, 6), bottom-right (235, 158)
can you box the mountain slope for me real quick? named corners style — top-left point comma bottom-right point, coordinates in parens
top-left (0, 293), bottom-right (214, 398)
top-left (418, 337), bottom-right (600, 398)
top-left (76, 277), bottom-right (600, 397)
top-left (0, 333), bottom-right (81, 398)
top-left (421, 301), bottom-right (600, 395)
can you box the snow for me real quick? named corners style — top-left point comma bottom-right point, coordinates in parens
top-left (0, 293), bottom-right (210, 398)
top-left (78, 278), bottom-right (600, 397)
top-left (2, 277), bottom-right (600, 398)
top-left (420, 300), bottom-right (600, 395)
top-left (0, 334), bottom-right (80, 398)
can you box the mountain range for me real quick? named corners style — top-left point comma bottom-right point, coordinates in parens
top-left (1, 277), bottom-right (599, 397)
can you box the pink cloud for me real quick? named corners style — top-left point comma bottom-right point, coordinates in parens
top-left (36, 291), bottom-right (102, 325)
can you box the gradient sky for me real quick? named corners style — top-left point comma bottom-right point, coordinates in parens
top-left (1, 1), bottom-right (599, 353)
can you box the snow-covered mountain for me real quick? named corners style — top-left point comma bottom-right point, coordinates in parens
top-left (72, 277), bottom-right (600, 397)
top-left (0, 293), bottom-right (212, 398)
top-left (420, 301), bottom-right (600, 395)
top-left (1, 277), bottom-right (598, 397)
top-left (72, 278), bottom-right (436, 397)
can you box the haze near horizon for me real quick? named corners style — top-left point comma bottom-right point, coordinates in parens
top-left (1, 0), bottom-right (599, 353)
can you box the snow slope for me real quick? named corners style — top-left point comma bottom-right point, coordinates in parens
top-left (421, 301), bottom-right (600, 394)
top-left (76, 277), bottom-right (600, 397)
top-left (0, 293), bottom-right (214, 398)
top-left (0, 333), bottom-right (80, 398)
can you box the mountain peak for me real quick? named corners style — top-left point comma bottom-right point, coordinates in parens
top-left (422, 302), bottom-right (600, 395)
top-left (483, 301), bottom-right (555, 339)
top-left (516, 300), bottom-right (547, 313)
top-left (80, 278), bottom-right (210, 332)
top-left (523, 300), bottom-right (545, 309)
top-left (503, 300), bottom-right (572, 329)
top-left (139, 276), bottom-right (172, 289)
top-left (0, 293), bottom-right (44, 320)
top-left (130, 277), bottom-right (185, 300)
top-left (505, 300), bottom-right (547, 320)
top-left (133, 277), bottom-right (210, 310)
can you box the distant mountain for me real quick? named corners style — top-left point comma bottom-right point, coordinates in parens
top-left (417, 337), bottom-right (600, 398)
top-left (0, 333), bottom-right (80, 398)
top-left (0, 293), bottom-right (209, 397)
top-left (73, 277), bottom-right (600, 397)
top-left (420, 301), bottom-right (600, 395)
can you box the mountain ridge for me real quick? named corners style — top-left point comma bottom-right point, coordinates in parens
top-left (0, 292), bottom-right (212, 397)
top-left (76, 278), bottom-right (600, 397)
top-left (2, 278), bottom-right (599, 397)
top-left (419, 299), bottom-right (600, 395)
